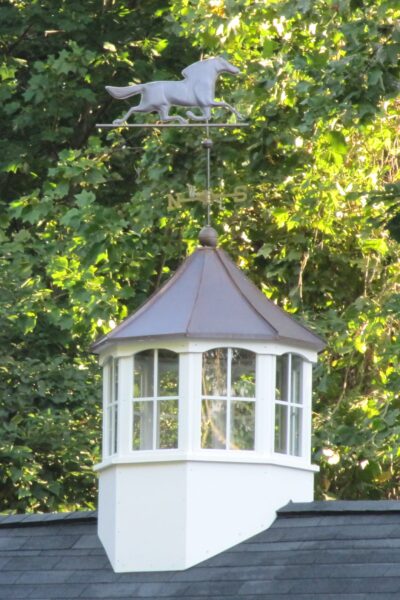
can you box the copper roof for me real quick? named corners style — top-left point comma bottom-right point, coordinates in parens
top-left (92, 246), bottom-right (325, 352)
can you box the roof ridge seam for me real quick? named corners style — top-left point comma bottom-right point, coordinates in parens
top-left (0, 512), bottom-right (98, 528)
top-left (91, 250), bottom-right (195, 350)
top-left (185, 249), bottom-right (207, 333)
top-left (217, 249), bottom-right (325, 347)
top-left (215, 249), bottom-right (280, 335)
top-left (278, 507), bottom-right (400, 516)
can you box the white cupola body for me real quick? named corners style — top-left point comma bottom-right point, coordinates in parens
top-left (92, 229), bottom-right (325, 573)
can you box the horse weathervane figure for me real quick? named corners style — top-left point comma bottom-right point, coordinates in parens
top-left (102, 56), bottom-right (245, 127)
top-left (97, 56), bottom-right (249, 228)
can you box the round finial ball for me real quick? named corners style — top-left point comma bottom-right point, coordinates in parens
top-left (199, 226), bottom-right (218, 247)
top-left (202, 138), bottom-right (213, 149)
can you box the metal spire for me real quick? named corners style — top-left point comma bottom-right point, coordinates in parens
top-left (202, 121), bottom-right (213, 227)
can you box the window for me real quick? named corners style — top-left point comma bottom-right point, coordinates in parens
top-left (106, 357), bottom-right (119, 456)
top-left (275, 354), bottom-right (303, 456)
top-left (132, 349), bottom-right (179, 450)
top-left (201, 348), bottom-right (256, 450)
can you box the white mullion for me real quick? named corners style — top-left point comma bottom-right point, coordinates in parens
top-left (113, 359), bottom-right (117, 455)
top-left (271, 354), bottom-right (278, 455)
top-left (108, 359), bottom-right (113, 456)
top-left (178, 353), bottom-right (190, 451)
top-left (113, 358), bottom-right (118, 404)
top-left (111, 360), bottom-right (116, 455)
top-left (133, 355), bottom-right (137, 452)
top-left (129, 396), bottom-right (133, 452)
top-left (110, 403), bottom-right (114, 456)
top-left (226, 348), bottom-right (232, 450)
top-left (118, 356), bottom-right (132, 455)
top-left (153, 349), bottom-right (158, 450)
top-left (102, 361), bottom-right (109, 459)
top-left (192, 352), bottom-right (203, 451)
top-left (255, 354), bottom-right (268, 455)
top-left (287, 353), bottom-right (292, 455)
top-left (107, 407), bottom-right (112, 457)
top-left (302, 360), bottom-right (312, 460)
top-left (113, 405), bottom-right (117, 455)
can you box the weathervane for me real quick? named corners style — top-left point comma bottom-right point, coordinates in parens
top-left (97, 56), bottom-right (249, 226)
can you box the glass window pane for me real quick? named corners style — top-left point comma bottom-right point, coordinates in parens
top-left (290, 407), bottom-right (302, 456)
top-left (134, 350), bottom-right (154, 398)
top-left (274, 403), bottom-right (288, 454)
top-left (132, 401), bottom-right (154, 450)
top-left (276, 355), bottom-right (289, 402)
top-left (231, 349), bottom-right (256, 397)
top-left (158, 350), bottom-right (179, 396)
top-left (231, 401), bottom-right (255, 450)
top-left (201, 399), bottom-right (227, 449)
top-left (157, 400), bottom-right (178, 449)
top-left (291, 355), bottom-right (303, 405)
top-left (202, 348), bottom-right (227, 396)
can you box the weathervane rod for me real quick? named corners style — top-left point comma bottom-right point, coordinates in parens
top-left (205, 121), bottom-right (211, 227)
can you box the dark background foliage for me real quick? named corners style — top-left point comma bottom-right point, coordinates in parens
top-left (1, 0), bottom-right (400, 511)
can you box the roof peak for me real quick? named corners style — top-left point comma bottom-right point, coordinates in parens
top-left (0, 510), bottom-right (97, 528)
top-left (4, 500), bottom-right (400, 530)
top-left (278, 500), bottom-right (400, 516)
top-left (92, 244), bottom-right (325, 352)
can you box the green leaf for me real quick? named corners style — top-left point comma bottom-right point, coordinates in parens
top-left (326, 131), bottom-right (347, 155)
top-left (75, 190), bottom-right (96, 208)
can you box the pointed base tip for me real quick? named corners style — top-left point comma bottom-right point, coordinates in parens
top-left (199, 226), bottom-right (218, 247)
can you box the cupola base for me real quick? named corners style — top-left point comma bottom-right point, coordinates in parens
top-left (97, 458), bottom-right (315, 572)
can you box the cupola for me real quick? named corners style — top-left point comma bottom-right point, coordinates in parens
top-left (92, 228), bottom-right (325, 573)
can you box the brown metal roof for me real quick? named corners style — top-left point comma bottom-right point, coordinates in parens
top-left (92, 246), bottom-right (325, 352)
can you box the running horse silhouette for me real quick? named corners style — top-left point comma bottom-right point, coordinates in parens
top-left (106, 57), bottom-right (243, 125)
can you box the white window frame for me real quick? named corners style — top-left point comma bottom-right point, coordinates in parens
top-left (105, 357), bottom-right (119, 457)
top-left (274, 353), bottom-right (304, 457)
top-left (201, 347), bottom-right (256, 451)
top-left (131, 349), bottom-right (179, 451)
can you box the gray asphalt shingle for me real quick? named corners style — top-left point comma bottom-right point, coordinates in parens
top-left (2, 501), bottom-right (400, 598)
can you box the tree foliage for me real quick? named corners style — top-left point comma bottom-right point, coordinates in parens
top-left (1, 0), bottom-right (400, 511)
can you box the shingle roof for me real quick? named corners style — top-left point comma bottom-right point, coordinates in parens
top-left (2, 501), bottom-right (400, 599)
top-left (92, 246), bottom-right (325, 352)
